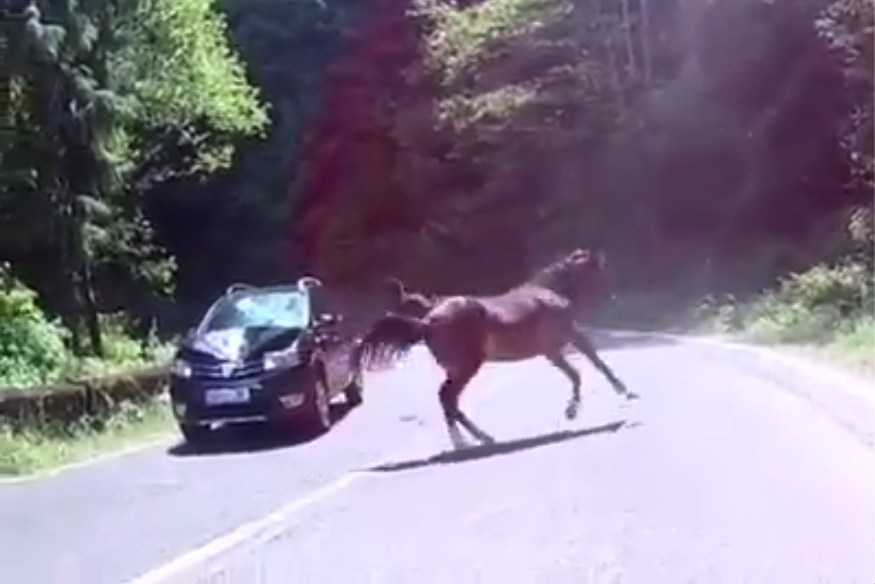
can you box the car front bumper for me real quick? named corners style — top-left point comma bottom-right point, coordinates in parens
top-left (168, 364), bottom-right (315, 426)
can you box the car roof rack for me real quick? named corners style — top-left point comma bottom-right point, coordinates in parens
top-left (225, 283), bottom-right (256, 296)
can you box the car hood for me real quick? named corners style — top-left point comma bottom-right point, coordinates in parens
top-left (181, 326), bottom-right (303, 362)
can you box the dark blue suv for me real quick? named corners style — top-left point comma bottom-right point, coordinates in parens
top-left (167, 278), bottom-right (363, 445)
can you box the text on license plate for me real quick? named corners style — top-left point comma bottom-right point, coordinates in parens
top-left (205, 387), bottom-right (251, 405)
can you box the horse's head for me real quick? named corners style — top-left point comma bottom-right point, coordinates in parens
top-left (384, 277), bottom-right (435, 318)
top-left (534, 248), bottom-right (611, 308)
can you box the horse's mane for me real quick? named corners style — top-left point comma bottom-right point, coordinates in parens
top-left (529, 250), bottom-right (596, 299)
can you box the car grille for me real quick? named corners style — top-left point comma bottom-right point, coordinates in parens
top-left (188, 355), bottom-right (263, 382)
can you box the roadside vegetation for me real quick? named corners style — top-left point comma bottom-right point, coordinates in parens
top-left (0, 400), bottom-right (172, 476)
top-left (693, 256), bottom-right (874, 375)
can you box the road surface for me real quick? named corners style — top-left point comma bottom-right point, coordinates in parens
top-left (1, 331), bottom-right (873, 584)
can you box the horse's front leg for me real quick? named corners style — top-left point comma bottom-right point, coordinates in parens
top-left (570, 326), bottom-right (638, 400)
top-left (545, 352), bottom-right (582, 420)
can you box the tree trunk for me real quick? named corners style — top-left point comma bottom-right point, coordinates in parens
top-left (640, 0), bottom-right (653, 84)
top-left (598, 1), bottom-right (626, 119)
top-left (619, 0), bottom-right (637, 80)
top-left (70, 207), bottom-right (104, 357)
top-left (59, 230), bottom-right (84, 356)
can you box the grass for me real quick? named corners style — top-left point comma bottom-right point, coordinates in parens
top-left (0, 398), bottom-right (174, 477)
top-left (745, 316), bottom-right (875, 379)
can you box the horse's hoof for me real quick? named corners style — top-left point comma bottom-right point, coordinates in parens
top-left (624, 391), bottom-right (640, 401)
top-left (479, 434), bottom-right (497, 445)
top-left (564, 404), bottom-right (579, 420)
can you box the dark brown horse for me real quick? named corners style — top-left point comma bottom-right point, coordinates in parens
top-left (356, 249), bottom-right (636, 449)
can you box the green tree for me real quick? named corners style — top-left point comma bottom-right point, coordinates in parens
top-left (1, 0), bottom-right (266, 355)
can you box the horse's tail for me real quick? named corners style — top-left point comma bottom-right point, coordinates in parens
top-left (353, 314), bottom-right (427, 371)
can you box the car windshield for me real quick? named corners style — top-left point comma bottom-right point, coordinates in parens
top-left (202, 290), bottom-right (310, 332)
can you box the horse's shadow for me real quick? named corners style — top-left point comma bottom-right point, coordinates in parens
top-left (365, 419), bottom-right (636, 473)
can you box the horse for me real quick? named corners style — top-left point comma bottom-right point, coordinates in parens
top-left (355, 248), bottom-right (637, 449)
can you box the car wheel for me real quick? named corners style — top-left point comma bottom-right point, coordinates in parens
top-left (344, 370), bottom-right (364, 407)
top-left (302, 374), bottom-right (332, 434)
top-left (179, 422), bottom-right (212, 447)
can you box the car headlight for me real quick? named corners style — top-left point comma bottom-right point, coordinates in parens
top-left (170, 358), bottom-right (192, 378)
top-left (263, 347), bottom-right (303, 371)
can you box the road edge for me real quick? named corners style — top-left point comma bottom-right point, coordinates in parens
top-left (593, 326), bottom-right (875, 450)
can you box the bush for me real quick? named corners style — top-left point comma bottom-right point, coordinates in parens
top-left (0, 271), bottom-right (69, 388)
top-left (59, 314), bottom-right (173, 381)
top-left (776, 262), bottom-right (872, 315)
top-left (0, 266), bottom-right (173, 390)
top-left (696, 259), bottom-right (874, 346)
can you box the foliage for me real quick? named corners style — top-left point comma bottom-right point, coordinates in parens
top-left (697, 259), bottom-right (873, 346)
top-left (142, 0), bottom-right (367, 302)
top-left (418, 0), bottom-right (555, 84)
top-left (0, 0), bottom-right (267, 358)
top-left (112, 0), bottom-right (268, 181)
top-left (815, 0), bottom-right (874, 196)
top-left (0, 269), bottom-right (171, 389)
top-left (288, 0), bottom-right (874, 309)
top-left (0, 266), bottom-right (69, 387)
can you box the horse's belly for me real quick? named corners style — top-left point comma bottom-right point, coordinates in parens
top-left (484, 331), bottom-right (540, 361)
top-left (483, 314), bottom-right (570, 361)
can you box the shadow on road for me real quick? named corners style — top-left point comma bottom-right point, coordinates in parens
top-left (167, 402), bottom-right (356, 457)
top-left (365, 419), bottom-right (636, 473)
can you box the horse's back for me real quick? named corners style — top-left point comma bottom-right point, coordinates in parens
top-left (480, 286), bottom-right (574, 360)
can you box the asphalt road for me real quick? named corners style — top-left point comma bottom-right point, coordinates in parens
top-left (2, 331), bottom-right (873, 584)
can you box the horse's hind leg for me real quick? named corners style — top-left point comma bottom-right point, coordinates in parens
top-left (544, 352), bottom-right (582, 420)
top-left (569, 325), bottom-right (638, 400)
top-left (439, 363), bottom-right (494, 449)
top-left (439, 377), bottom-right (468, 449)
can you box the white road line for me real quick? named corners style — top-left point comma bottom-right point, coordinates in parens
top-left (125, 470), bottom-right (370, 584)
top-left (0, 434), bottom-right (175, 485)
top-left (125, 364), bottom-right (505, 584)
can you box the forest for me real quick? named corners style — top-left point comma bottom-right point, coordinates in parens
top-left (0, 0), bottom-right (872, 467)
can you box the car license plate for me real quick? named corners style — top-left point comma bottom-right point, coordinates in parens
top-left (205, 387), bottom-right (250, 405)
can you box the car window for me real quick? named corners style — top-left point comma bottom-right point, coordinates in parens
top-left (202, 290), bottom-right (310, 332)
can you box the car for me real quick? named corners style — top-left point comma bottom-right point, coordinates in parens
top-left (167, 277), bottom-right (363, 446)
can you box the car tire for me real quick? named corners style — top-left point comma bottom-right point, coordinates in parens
top-left (301, 373), bottom-right (332, 434)
top-left (179, 422), bottom-right (212, 447)
top-left (344, 370), bottom-right (364, 407)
